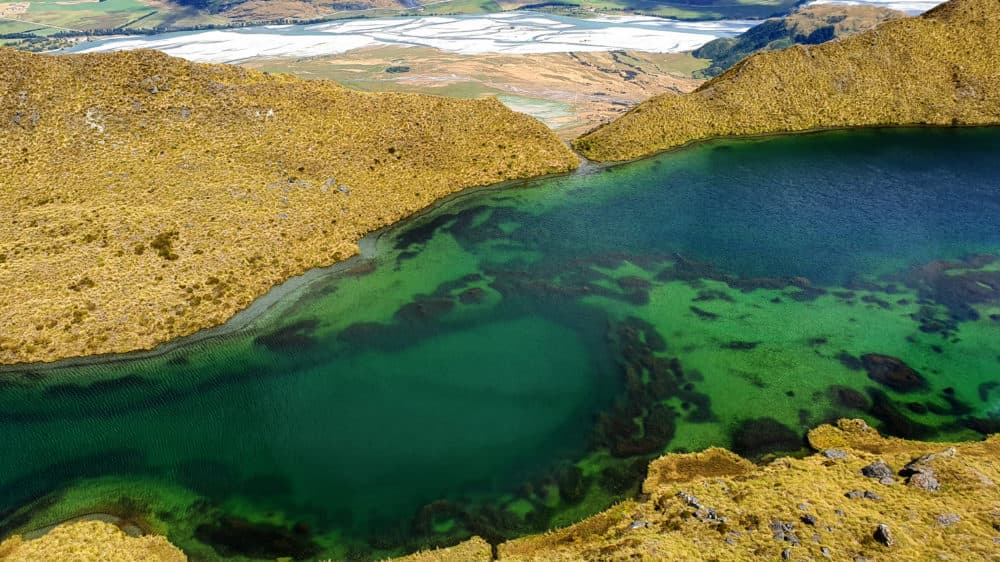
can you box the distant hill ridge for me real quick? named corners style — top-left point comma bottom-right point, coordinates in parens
top-left (693, 4), bottom-right (905, 78)
top-left (574, 0), bottom-right (1000, 161)
top-left (0, 48), bottom-right (578, 364)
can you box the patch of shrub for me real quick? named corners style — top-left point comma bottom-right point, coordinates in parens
top-left (150, 230), bottom-right (179, 260)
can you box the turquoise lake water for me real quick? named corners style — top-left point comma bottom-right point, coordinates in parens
top-left (1, 128), bottom-right (999, 560)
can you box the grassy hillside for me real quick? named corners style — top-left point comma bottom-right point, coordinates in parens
top-left (574, 0), bottom-right (1000, 161)
top-left (0, 48), bottom-right (578, 365)
top-left (693, 4), bottom-right (903, 78)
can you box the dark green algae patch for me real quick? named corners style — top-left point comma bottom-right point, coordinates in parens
top-left (2, 128), bottom-right (1000, 560)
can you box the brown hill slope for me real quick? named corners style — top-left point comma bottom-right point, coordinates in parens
top-left (0, 48), bottom-right (578, 365)
top-left (574, 0), bottom-right (1000, 161)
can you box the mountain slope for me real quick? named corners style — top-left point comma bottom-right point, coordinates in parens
top-left (574, 0), bottom-right (1000, 161)
top-left (0, 48), bottom-right (578, 365)
top-left (693, 4), bottom-right (904, 78)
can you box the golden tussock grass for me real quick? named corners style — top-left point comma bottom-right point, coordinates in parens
top-left (0, 520), bottom-right (186, 561)
top-left (0, 48), bottom-right (578, 365)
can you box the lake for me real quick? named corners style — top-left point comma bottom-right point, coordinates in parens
top-left (1, 128), bottom-right (999, 560)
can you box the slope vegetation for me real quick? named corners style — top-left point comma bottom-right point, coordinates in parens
top-left (0, 520), bottom-right (186, 561)
top-left (575, 0), bottom-right (1000, 161)
top-left (693, 4), bottom-right (904, 78)
top-left (0, 48), bottom-right (578, 364)
top-left (493, 419), bottom-right (1000, 560)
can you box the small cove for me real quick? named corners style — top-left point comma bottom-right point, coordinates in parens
top-left (1, 127), bottom-right (999, 560)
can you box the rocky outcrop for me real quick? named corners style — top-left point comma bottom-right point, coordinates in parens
top-left (574, 0), bottom-right (1000, 162)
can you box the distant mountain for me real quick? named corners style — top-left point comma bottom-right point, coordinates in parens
top-left (693, 4), bottom-right (904, 78)
top-left (0, 48), bottom-right (577, 364)
top-left (575, 0), bottom-right (1000, 161)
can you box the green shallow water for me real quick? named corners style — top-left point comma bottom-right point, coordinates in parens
top-left (2, 128), bottom-right (1000, 560)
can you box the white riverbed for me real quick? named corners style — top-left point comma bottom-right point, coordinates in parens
top-left (64, 12), bottom-right (755, 63)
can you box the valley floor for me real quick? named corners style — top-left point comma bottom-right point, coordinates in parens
top-left (245, 46), bottom-right (707, 139)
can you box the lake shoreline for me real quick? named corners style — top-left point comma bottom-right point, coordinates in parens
top-left (6, 123), bottom-right (998, 373)
top-left (0, 165), bottom-right (591, 373)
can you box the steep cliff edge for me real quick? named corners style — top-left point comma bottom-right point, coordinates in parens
top-left (0, 48), bottom-right (578, 365)
top-left (574, 0), bottom-right (1000, 161)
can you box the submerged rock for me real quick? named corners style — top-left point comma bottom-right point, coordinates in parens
top-left (731, 418), bottom-right (803, 459)
top-left (865, 388), bottom-right (938, 440)
top-left (860, 354), bottom-right (929, 393)
top-left (829, 385), bottom-right (870, 410)
top-left (253, 319), bottom-right (320, 352)
top-left (194, 516), bottom-right (320, 560)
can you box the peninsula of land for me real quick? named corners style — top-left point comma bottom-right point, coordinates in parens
top-left (0, 48), bottom-right (577, 364)
top-left (574, 0), bottom-right (1000, 161)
